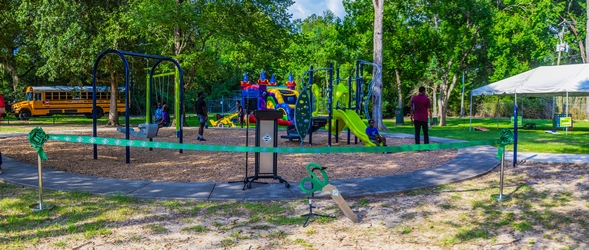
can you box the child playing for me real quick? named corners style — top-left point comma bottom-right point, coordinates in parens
top-left (155, 104), bottom-right (170, 137)
top-left (365, 119), bottom-right (389, 153)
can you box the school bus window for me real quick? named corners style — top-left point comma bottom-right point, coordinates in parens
top-left (59, 92), bottom-right (66, 99)
top-left (35, 93), bottom-right (42, 101)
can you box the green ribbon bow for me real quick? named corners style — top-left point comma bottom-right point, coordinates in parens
top-left (299, 162), bottom-right (329, 194)
top-left (29, 127), bottom-right (49, 162)
top-left (496, 129), bottom-right (514, 159)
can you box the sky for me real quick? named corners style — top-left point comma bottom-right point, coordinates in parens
top-left (288, 0), bottom-right (345, 20)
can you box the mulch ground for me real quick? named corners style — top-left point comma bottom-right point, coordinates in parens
top-left (1, 127), bottom-right (457, 183)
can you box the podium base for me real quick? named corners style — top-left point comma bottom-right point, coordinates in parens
top-left (491, 194), bottom-right (511, 202)
top-left (29, 202), bottom-right (55, 212)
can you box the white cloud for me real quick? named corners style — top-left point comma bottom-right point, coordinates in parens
top-left (288, 0), bottom-right (344, 20)
top-left (326, 0), bottom-right (345, 18)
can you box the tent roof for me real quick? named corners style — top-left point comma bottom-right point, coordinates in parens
top-left (472, 64), bottom-right (589, 97)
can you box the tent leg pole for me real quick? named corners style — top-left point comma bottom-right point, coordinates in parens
top-left (513, 93), bottom-right (518, 167)
top-left (566, 91), bottom-right (569, 135)
top-left (469, 94), bottom-right (473, 131)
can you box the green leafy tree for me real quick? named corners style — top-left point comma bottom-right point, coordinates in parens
top-left (427, 0), bottom-right (493, 126)
top-left (16, 1), bottom-right (137, 125)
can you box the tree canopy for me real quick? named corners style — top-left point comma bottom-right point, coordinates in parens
top-left (1, 0), bottom-right (586, 123)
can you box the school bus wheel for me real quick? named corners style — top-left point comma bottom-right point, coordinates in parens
top-left (217, 123), bottom-right (224, 128)
top-left (94, 108), bottom-right (104, 118)
top-left (18, 110), bottom-right (31, 120)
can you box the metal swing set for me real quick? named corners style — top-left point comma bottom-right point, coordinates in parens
top-left (91, 49), bottom-right (185, 164)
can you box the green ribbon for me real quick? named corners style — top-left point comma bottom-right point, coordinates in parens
top-left (496, 129), bottom-right (514, 159)
top-left (300, 162), bottom-right (329, 194)
top-left (47, 134), bottom-right (498, 154)
top-left (29, 127), bottom-right (49, 162)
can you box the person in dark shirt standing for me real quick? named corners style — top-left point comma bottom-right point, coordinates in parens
top-left (410, 86), bottom-right (433, 144)
top-left (194, 92), bottom-right (208, 141)
top-left (236, 100), bottom-right (244, 128)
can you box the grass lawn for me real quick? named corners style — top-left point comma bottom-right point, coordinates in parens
top-left (381, 117), bottom-right (589, 154)
top-left (1, 161), bottom-right (586, 249)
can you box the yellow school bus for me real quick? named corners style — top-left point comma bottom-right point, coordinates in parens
top-left (11, 86), bottom-right (125, 120)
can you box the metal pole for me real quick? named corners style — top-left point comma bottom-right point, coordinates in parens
top-left (513, 94), bottom-right (518, 167)
top-left (566, 91), bottom-right (569, 135)
top-left (309, 66), bottom-right (314, 146)
top-left (37, 155), bottom-right (43, 208)
top-left (491, 149), bottom-right (511, 202)
top-left (328, 62), bottom-right (333, 147)
top-left (29, 155), bottom-right (54, 211)
top-left (469, 94), bottom-right (473, 131)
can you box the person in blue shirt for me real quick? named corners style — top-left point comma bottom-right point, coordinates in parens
top-left (155, 104), bottom-right (170, 137)
top-left (154, 102), bottom-right (163, 123)
top-left (366, 119), bottom-right (387, 147)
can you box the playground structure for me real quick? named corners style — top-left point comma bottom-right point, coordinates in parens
top-left (330, 60), bottom-right (382, 146)
top-left (208, 59), bottom-right (382, 147)
top-left (209, 113), bottom-right (239, 127)
top-left (291, 59), bottom-right (380, 146)
top-left (92, 49), bottom-right (185, 164)
top-left (117, 69), bottom-right (181, 138)
top-left (239, 71), bottom-right (299, 127)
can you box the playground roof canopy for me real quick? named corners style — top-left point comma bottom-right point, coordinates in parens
top-left (472, 64), bottom-right (589, 97)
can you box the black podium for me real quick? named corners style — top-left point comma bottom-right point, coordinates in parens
top-left (245, 110), bottom-right (290, 189)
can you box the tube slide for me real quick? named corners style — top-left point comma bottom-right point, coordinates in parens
top-left (332, 109), bottom-right (376, 147)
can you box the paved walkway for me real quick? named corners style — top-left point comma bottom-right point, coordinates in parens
top-left (0, 132), bottom-right (581, 201)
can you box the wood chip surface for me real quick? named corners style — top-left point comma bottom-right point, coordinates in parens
top-left (1, 127), bottom-right (457, 183)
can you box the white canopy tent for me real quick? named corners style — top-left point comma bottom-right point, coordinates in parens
top-left (471, 64), bottom-right (589, 97)
top-left (469, 64), bottom-right (589, 165)
top-left (470, 64), bottom-right (589, 129)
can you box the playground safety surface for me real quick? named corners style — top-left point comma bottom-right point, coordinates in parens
top-left (0, 128), bottom-right (505, 200)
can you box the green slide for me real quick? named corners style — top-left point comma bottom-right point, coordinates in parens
top-left (332, 109), bottom-right (376, 147)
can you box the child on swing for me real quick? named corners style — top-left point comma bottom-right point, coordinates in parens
top-left (154, 102), bottom-right (163, 123)
top-left (155, 104), bottom-right (170, 137)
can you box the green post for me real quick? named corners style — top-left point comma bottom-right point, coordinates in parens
top-left (146, 75), bottom-right (150, 123)
top-left (395, 108), bottom-right (404, 125)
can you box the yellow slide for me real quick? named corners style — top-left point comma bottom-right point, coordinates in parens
top-left (332, 109), bottom-right (376, 147)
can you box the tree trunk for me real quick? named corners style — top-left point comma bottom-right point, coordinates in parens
top-left (107, 71), bottom-right (120, 126)
top-left (586, 96), bottom-right (589, 120)
top-left (437, 84), bottom-right (443, 125)
top-left (171, 0), bottom-right (189, 128)
top-left (585, 0), bottom-right (589, 120)
top-left (395, 68), bottom-right (402, 110)
top-left (372, 0), bottom-right (386, 130)
top-left (586, 0), bottom-right (589, 62)
top-left (440, 73), bottom-right (459, 126)
top-left (0, 58), bottom-right (19, 92)
top-left (432, 84), bottom-right (438, 120)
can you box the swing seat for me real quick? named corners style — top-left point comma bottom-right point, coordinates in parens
top-left (117, 123), bottom-right (159, 138)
